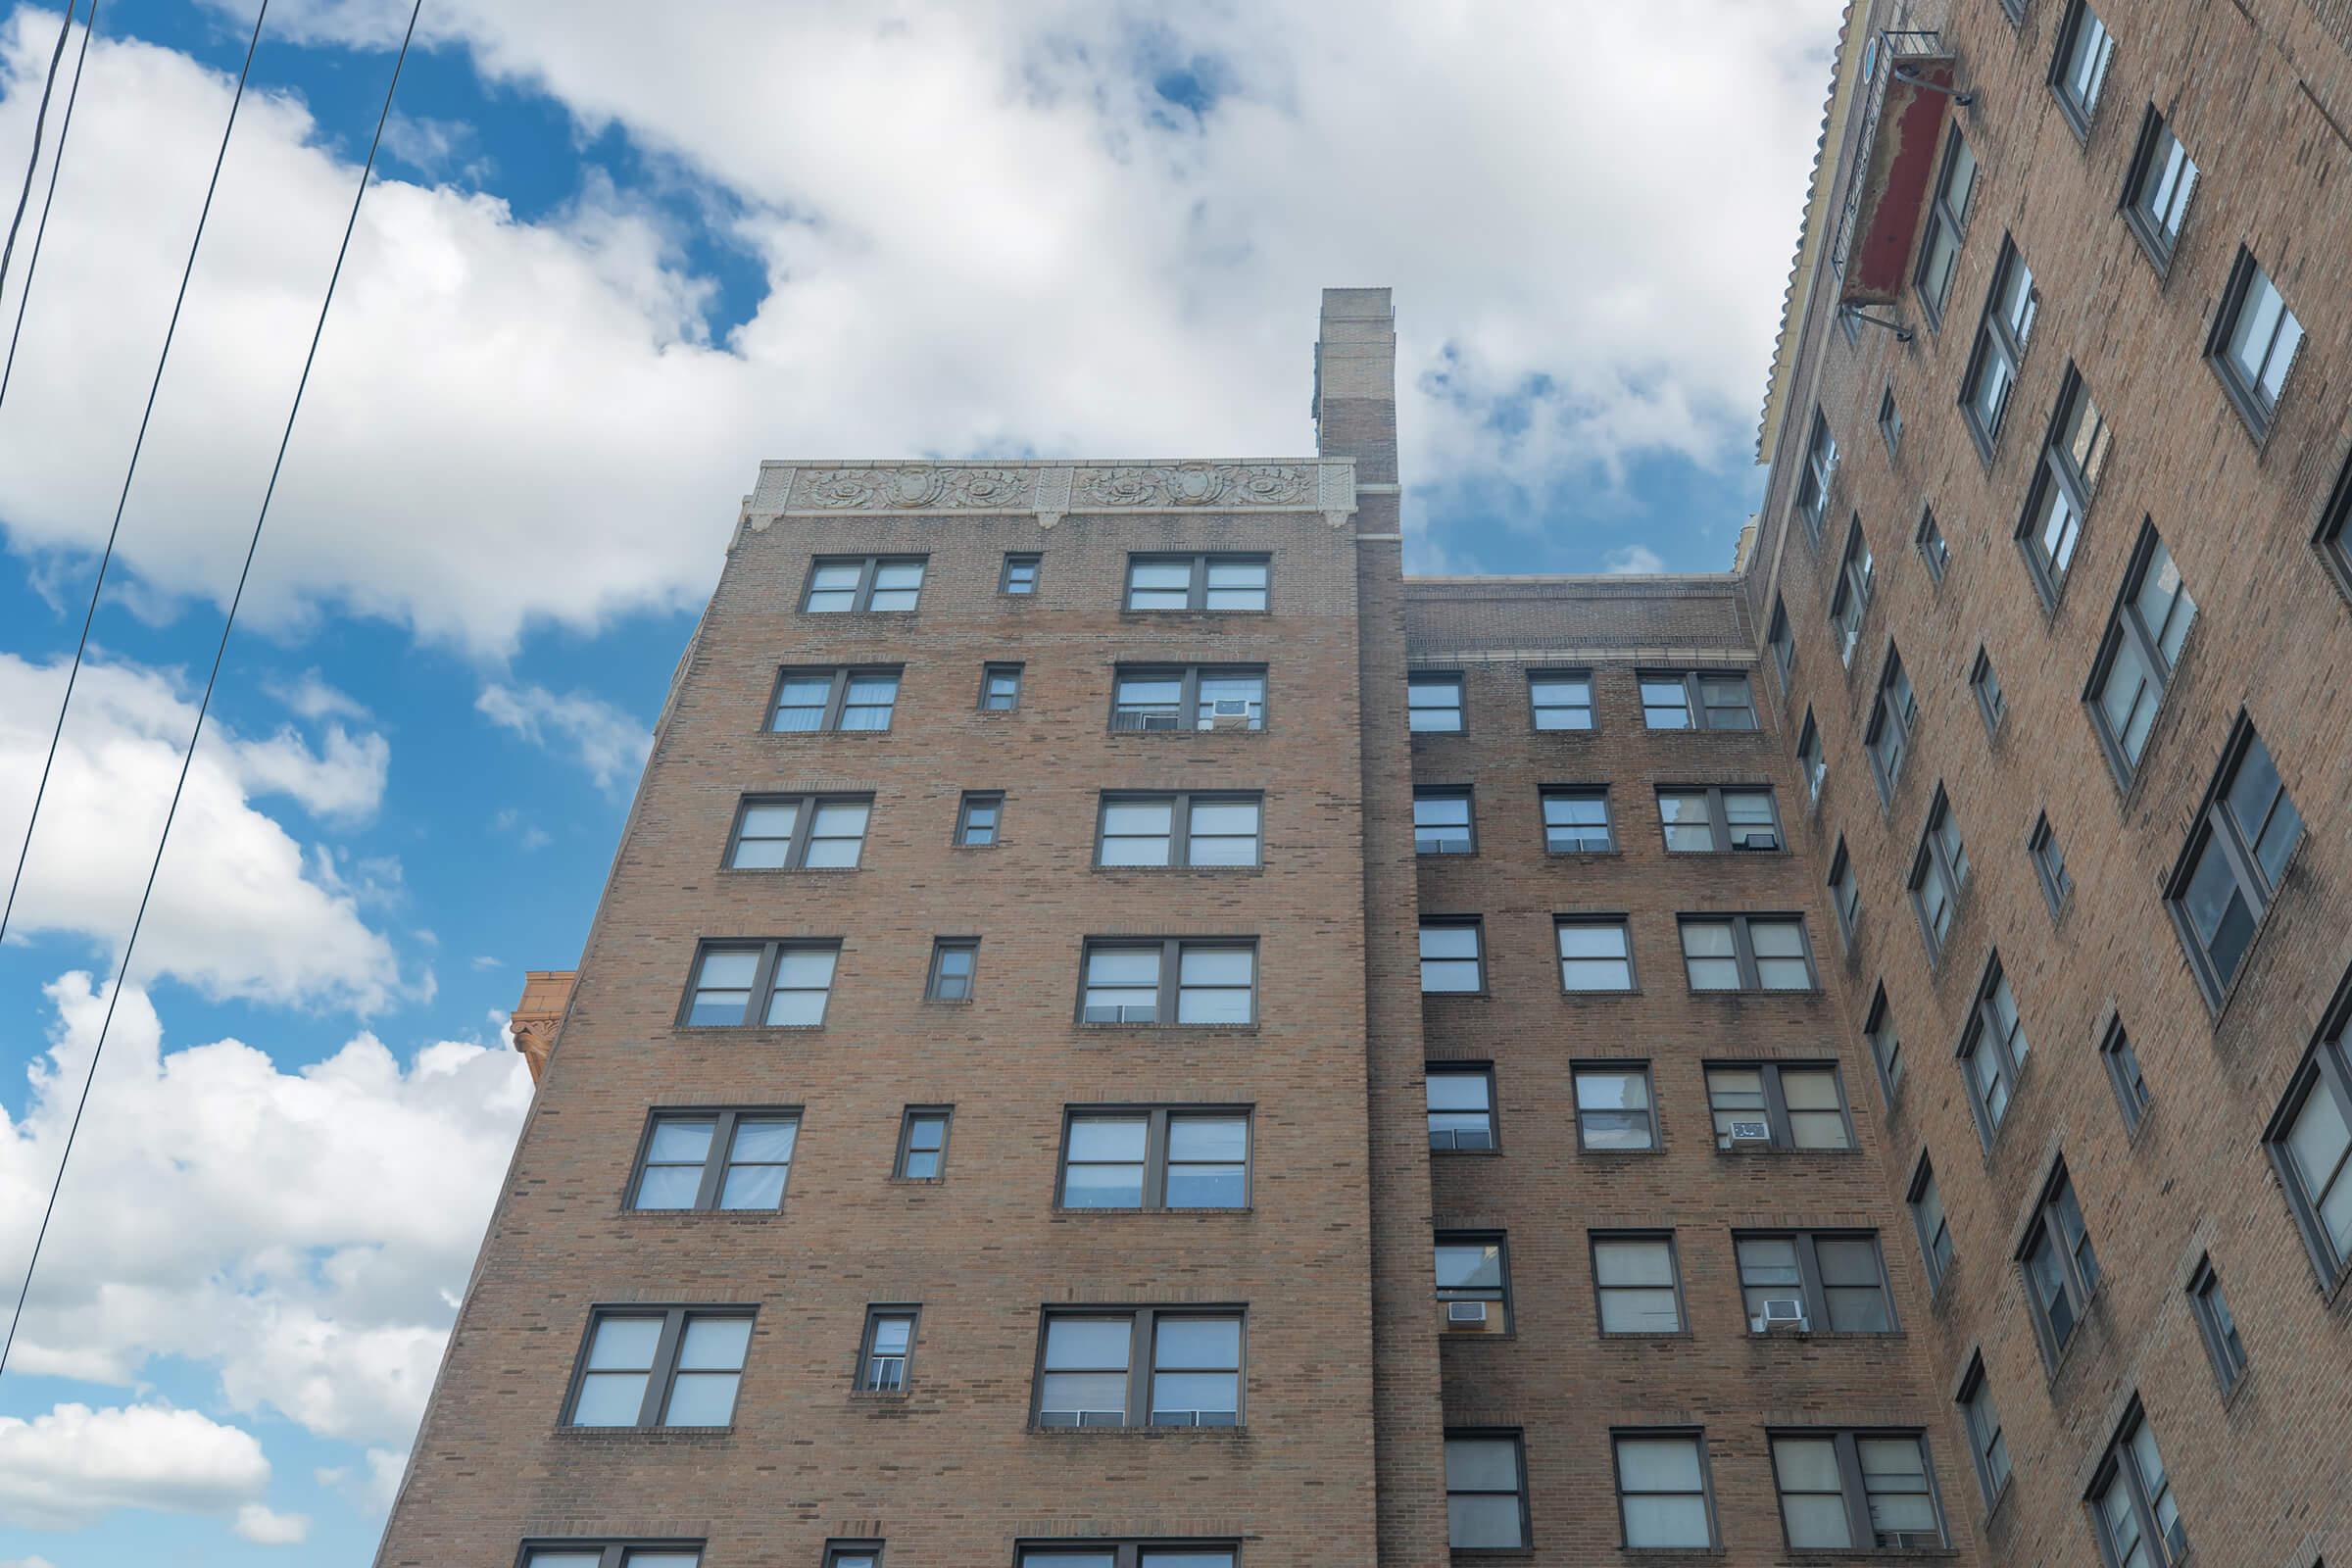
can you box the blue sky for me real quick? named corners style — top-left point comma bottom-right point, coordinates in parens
top-left (0, 1), bottom-right (1838, 1560)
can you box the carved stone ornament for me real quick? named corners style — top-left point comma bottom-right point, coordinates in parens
top-left (1072, 463), bottom-right (1317, 509)
top-left (796, 466), bottom-right (1037, 510)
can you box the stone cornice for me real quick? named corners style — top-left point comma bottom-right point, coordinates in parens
top-left (743, 459), bottom-right (1356, 531)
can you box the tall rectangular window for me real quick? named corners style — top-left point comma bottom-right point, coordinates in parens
top-left (2264, 1007), bottom-right (2352, 1285)
top-left (1427, 1064), bottom-right (1497, 1151)
top-left (1916, 508), bottom-right (1950, 583)
top-left (1796, 410), bottom-right (1838, 540)
top-left (1413, 788), bottom-right (1475, 854)
top-left (803, 555), bottom-right (925, 612)
top-left (681, 941), bottom-right (839, 1028)
top-left (1573, 1063), bottom-right (1655, 1152)
top-left (566, 1308), bottom-right (753, 1428)
top-left (1971, 648), bottom-right (2007, 737)
top-left (1529, 671), bottom-right (1593, 730)
top-left (1962, 241), bottom-right (2036, 453)
top-left (1593, 1233), bottom-right (1684, 1334)
top-left (2320, 447), bottom-right (2352, 598)
top-left (1958, 956), bottom-right (2030, 1142)
top-left (1446, 1432), bottom-right (1530, 1550)
top-left (1769, 598), bottom-right (1795, 687)
top-left (1124, 553), bottom-right (1267, 612)
top-left (1797, 712), bottom-right (1826, 803)
top-left (770, 667), bottom-right (902, 733)
top-left (1705, 1061), bottom-right (1850, 1150)
top-left (954, 791), bottom-right (1002, 847)
top-left (1058, 1108), bottom-right (1250, 1210)
top-left (1080, 939), bottom-right (1255, 1025)
top-left (893, 1108), bottom-right (951, 1180)
top-left (925, 938), bottom-right (978, 1002)
top-left (1878, 387), bottom-right (1902, 458)
top-left (1830, 519), bottom-right (1872, 665)
top-left (1737, 1232), bottom-right (1894, 1333)
top-left (2188, 1255), bottom-right (2248, 1393)
top-left (1613, 1431), bottom-right (1715, 1548)
top-left (1420, 919), bottom-right (1485, 994)
top-left (1770, 1431), bottom-right (1944, 1549)
top-left (1098, 793), bottom-right (1261, 868)
top-left (1557, 917), bottom-right (1636, 992)
top-left (1111, 664), bottom-right (1266, 732)
top-left (857, 1307), bottom-right (918, 1392)
top-left (1435, 1232), bottom-right (1512, 1333)
top-left (2017, 367), bottom-right (2110, 607)
top-left (2087, 524), bottom-right (2198, 777)
top-left (2029, 813), bottom-right (2073, 916)
top-left (2166, 717), bottom-right (2302, 1004)
top-left (999, 552), bottom-right (1040, 594)
top-left (1957, 1355), bottom-right (2012, 1504)
top-left (2089, 1403), bottom-right (2186, 1568)
top-left (2019, 1164), bottom-right (2101, 1365)
top-left (1908, 787), bottom-right (1972, 962)
top-left (1542, 788), bottom-right (1614, 853)
top-left (2049, 0), bottom-right (2116, 132)
top-left (1909, 1157), bottom-right (1953, 1291)
top-left (2123, 107), bottom-right (2197, 268)
top-left (1658, 785), bottom-right (1780, 853)
top-left (1641, 671), bottom-right (1756, 731)
top-left (1829, 843), bottom-right (1861, 948)
top-left (1408, 671), bottom-right (1465, 733)
top-left (1678, 915), bottom-right (1815, 993)
top-left (980, 662), bottom-right (1023, 711)
top-left (1915, 130), bottom-right (1978, 322)
top-left (2208, 248), bottom-right (2304, 439)
top-left (2101, 1018), bottom-right (2154, 1132)
top-left (725, 795), bottom-right (871, 870)
top-left (1865, 648), bottom-right (1917, 797)
top-left (1036, 1310), bottom-right (1243, 1428)
top-left (1867, 985), bottom-right (1904, 1101)
top-left (631, 1110), bottom-right (799, 1211)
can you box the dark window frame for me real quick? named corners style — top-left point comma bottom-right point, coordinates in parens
top-left (1828, 841), bottom-right (1861, 949)
top-left (2119, 104), bottom-right (2197, 271)
top-left (677, 939), bottom-right (841, 1029)
top-left (1541, 786), bottom-right (1616, 855)
top-left (1528, 668), bottom-right (1595, 731)
top-left (1767, 1428), bottom-right (1948, 1551)
top-left (2014, 365), bottom-right (2107, 609)
top-left (1970, 647), bottom-right (2007, 738)
top-left (1640, 668), bottom-right (1758, 732)
top-left (2261, 973), bottom-right (2352, 1287)
top-left (1445, 1427), bottom-right (1533, 1553)
top-left (1591, 1230), bottom-right (1689, 1336)
top-left (2316, 444), bottom-right (2352, 602)
top-left (980, 662), bottom-right (1024, 712)
top-left (824, 1543), bottom-right (887, 1568)
top-left (1123, 552), bottom-right (1270, 612)
top-left (561, 1304), bottom-right (757, 1430)
top-left (1110, 662), bottom-right (1268, 734)
top-left (2162, 715), bottom-right (2303, 1008)
top-left (2085, 1399), bottom-right (2188, 1568)
top-left (1412, 786), bottom-right (1477, 856)
top-left (1829, 517), bottom-right (1874, 665)
top-left (1956, 1352), bottom-right (2013, 1507)
top-left (1913, 126), bottom-right (1978, 327)
top-left (1863, 645), bottom-right (1918, 801)
top-left (1655, 784), bottom-right (1783, 855)
top-left (1420, 916), bottom-right (1488, 996)
top-left (2047, 0), bottom-right (2117, 137)
top-left (1702, 1059), bottom-right (1855, 1152)
top-left (1909, 1155), bottom-right (1954, 1293)
top-left (1768, 598), bottom-right (1796, 688)
top-left (2100, 1016), bottom-right (2153, 1133)
top-left (893, 1106), bottom-right (953, 1181)
top-left (1879, 386), bottom-right (1902, 458)
top-left (626, 1107), bottom-right (802, 1213)
top-left (1426, 1061), bottom-right (1499, 1152)
top-left (1610, 1425), bottom-right (1719, 1549)
top-left (1014, 1544), bottom-right (1240, 1568)
top-left (2083, 521), bottom-right (2199, 783)
top-left (2028, 812), bottom-right (2073, 917)
top-left (954, 790), bottom-right (1004, 847)
top-left (1031, 1305), bottom-right (1249, 1430)
top-left (999, 553), bottom-right (1041, 595)
top-left (1055, 1104), bottom-right (1254, 1211)
top-left (723, 793), bottom-right (873, 871)
top-left (1435, 1228), bottom-right (1515, 1334)
top-left (1095, 791), bottom-right (1265, 869)
top-left (1956, 954), bottom-right (2031, 1146)
top-left (2015, 1163), bottom-right (2102, 1370)
top-left (2187, 1254), bottom-right (2248, 1394)
top-left (1795, 409), bottom-right (1838, 544)
top-left (1867, 984), bottom-right (1905, 1103)
top-left (1907, 785), bottom-right (1972, 965)
top-left (2205, 246), bottom-right (2304, 442)
top-left (925, 937), bottom-right (979, 1003)
top-left (1736, 1229), bottom-right (1899, 1335)
top-left (516, 1543), bottom-right (705, 1568)
top-left (1797, 711), bottom-right (1827, 805)
top-left (1959, 239), bottom-right (2036, 459)
top-left (856, 1303), bottom-right (921, 1393)
top-left (1916, 507), bottom-right (1950, 584)
top-left (1555, 914), bottom-right (1639, 994)
top-left (1407, 668), bottom-right (1467, 734)
top-left (801, 553), bottom-right (928, 613)
top-left (1572, 1059), bottom-right (1658, 1152)
top-left (768, 664), bottom-right (905, 735)
top-left (1676, 912), bottom-right (1820, 994)
top-left (1078, 937), bottom-right (1259, 1027)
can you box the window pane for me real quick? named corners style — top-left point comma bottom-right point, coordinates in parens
top-left (2227, 271), bottom-right (2286, 390)
top-left (1559, 922), bottom-right (1634, 991)
top-left (1421, 925), bottom-right (1483, 993)
top-left (2286, 1083), bottom-right (2352, 1257)
top-left (1544, 793), bottom-right (1611, 852)
top-left (1860, 1437), bottom-right (1936, 1538)
top-left (1447, 1494), bottom-right (1525, 1549)
top-left (2226, 735), bottom-right (2300, 887)
top-left (1641, 679), bottom-right (1690, 728)
top-left (1435, 1242), bottom-right (1504, 1292)
top-left (646, 1118), bottom-right (714, 1165)
top-left (1819, 1238), bottom-right (1890, 1331)
top-left (1680, 922), bottom-right (1740, 991)
top-left (1531, 677), bottom-right (1592, 729)
top-left (2181, 835), bottom-right (2257, 989)
top-left (1785, 1069), bottom-right (1850, 1149)
top-left (1407, 678), bottom-right (1463, 732)
top-left (1658, 792), bottom-right (1715, 852)
top-left (633, 1165), bottom-right (702, 1209)
top-left (1577, 1070), bottom-right (1652, 1150)
top-left (688, 949), bottom-right (759, 1025)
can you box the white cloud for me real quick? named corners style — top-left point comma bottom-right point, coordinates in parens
top-left (2, 1554), bottom-right (63, 1568)
top-left (0, 654), bottom-right (403, 1010)
top-left (0, 974), bottom-right (533, 1446)
top-left (1603, 544), bottom-right (1667, 575)
top-left (233, 1502), bottom-right (312, 1545)
top-left (316, 1446), bottom-right (407, 1516)
top-left (265, 668), bottom-right (371, 724)
top-left (0, 3), bottom-right (1836, 650)
top-left (476, 683), bottom-right (649, 792)
top-left (0, 1402), bottom-right (269, 1531)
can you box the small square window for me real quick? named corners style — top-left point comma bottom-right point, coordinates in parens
top-left (2050, 0), bottom-right (2117, 133)
top-left (1530, 670), bottom-right (1594, 730)
top-left (1542, 788), bottom-right (1614, 854)
top-left (858, 1307), bottom-right (918, 1392)
top-left (1408, 671), bottom-right (1464, 733)
top-left (1557, 916), bottom-right (1636, 992)
top-left (2101, 1017), bottom-right (2153, 1132)
top-left (1427, 1064), bottom-right (1497, 1152)
top-left (1420, 919), bottom-right (1486, 994)
top-left (2188, 1255), bottom-right (2249, 1393)
top-left (2207, 247), bottom-right (2304, 440)
top-left (1573, 1063), bottom-right (1654, 1152)
top-left (1000, 553), bottom-right (1041, 595)
top-left (1593, 1234), bottom-right (1685, 1335)
top-left (2029, 813), bottom-right (2073, 916)
top-left (1436, 1231), bottom-right (1512, 1334)
top-left (1916, 508), bottom-right (1949, 583)
top-left (1413, 788), bottom-right (1475, 854)
top-left (894, 1107), bottom-right (952, 1180)
top-left (980, 663), bottom-right (1023, 711)
top-left (1612, 1428), bottom-right (1715, 1547)
top-left (2122, 107), bottom-right (2198, 269)
top-left (925, 938), bottom-right (978, 1002)
top-left (954, 791), bottom-right (1003, 847)
top-left (1879, 387), bottom-right (1902, 457)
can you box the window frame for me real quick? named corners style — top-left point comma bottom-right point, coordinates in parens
top-left (1572, 1060), bottom-right (1657, 1153)
top-left (1828, 841), bottom-right (1861, 950)
top-left (1970, 647), bottom-right (2006, 739)
top-left (1916, 507), bottom-right (1950, 584)
top-left (1095, 791), bottom-right (1265, 870)
top-left (2119, 104), bottom-right (2197, 271)
top-left (1610, 1426), bottom-right (1719, 1549)
top-left (1640, 669), bottom-right (1757, 732)
top-left (1556, 914), bottom-right (1638, 994)
top-left (1959, 239), bottom-right (2036, 458)
top-left (1407, 669), bottom-right (1466, 734)
top-left (2015, 1163), bottom-right (2101, 1370)
top-left (767, 665), bottom-right (904, 735)
top-left (626, 1107), bottom-right (801, 1213)
top-left (1528, 669), bottom-right (1595, 731)
top-left (1541, 786), bottom-right (1616, 855)
top-left (516, 1543), bottom-right (705, 1568)
top-left (1420, 916), bottom-right (1488, 996)
top-left (1867, 984), bottom-right (1905, 1103)
top-left (893, 1106), bottom-right (953, 1181)
top-left (2163, 715), bottom-right (2303, 1007)
top-left (1412, 786), bottom-right (1477, 856)
top-left (979, 662), bottom-right (1024, 712)
top-left (1907, 785), bottom-right (1972, 965)
top-left (925, 937), bottom-right (979, 1003)
top-left (1426, 1062), bottom-right (1499, 1152)
top-left (1655, 784), bottom-right (1783, 855)
top-left (2028, 813), bottom-right (2073, 918)
top-left (2205, 246), bottom-right (2304, 441)
top-left (800, 554), bottom-right (927, 613)
top-left (1795, 409), bottom-right (1838, 543)
top-left (2316, 444), bottom-right (2352, 603)
top-left (1768, 597), bottom-right (1795, 688)
top-left (722, 794), bottom-right (873, 871)
top-left (1736, 1229), bottom-right (1899, 1335)
top-left (999, 552), bottom-right (1041, 595)
top-left (1078, 937), bottom-right (1258, 1027)
top-left (2047, 0), bottom-right (2117, 136)
top-left (1768, 1428), bottom-right (1948, 1551)
top-left (2083, 522), bottom-right (2198, 782)
top-left (1435, 1229), bottom-right (1516, 1335)
top-left (2015, 365), bottom-right (2108, 609)
top-left (1797, 711), bottom-right (1827, 805)
top-left (1956, 1353), bottom-right (2013, 1507)
top-left (1878, 386), bottom-right (1902, 458)
top-left (2085, 1400), bottom-right (2188, 1568)
top-left (954, 790), bottom-right (1004, 848)
top-left (1677, 913), bottom-right (1819, 994)
top-left (1913, 127), bottom-right (1978, 326)
top-left (1014, 1544), bottom-right (1239, 1568)
top-left (1031, 1305), bottom-right (1248, 1430)
top-left (1830, 518), bottom-right (1874, 666)
top-left (1591, 1230), bottom-right (1688, 1336)
top-left (2100, 1016), bottom-right (2153, 1134)
top-left (1122, 552), bottom-right (1270, 612)
top-left (1956, 955), bottom-right (2031, 1146)
top-left (2261, 977), bottom-right (2352, 1287)
top-left (1909, 1155), bottom-right (1955, 1294)
top-left (1056, 1104), bottom-right (1254, 1211)
top-left (561, 1304), bottom-right (757, 1430)
top-left (1863, 646), bottom-right (1917, 801)
top-left (1109, 662), bottom-right (1268, 734)
top-left (824, 1543), bottom-right (887, 1568)
top-left (1445, 1428), bottom-right (1532, 1553)
top-left (2187, 1254), bottom-right (2248, 1394)
top-left (1702, 1060), bottom-right (1855, 1152)
top-left (855, 1304), bottom-right (921, 1393)
top-left (677, 939), bottom-right (841, 1029)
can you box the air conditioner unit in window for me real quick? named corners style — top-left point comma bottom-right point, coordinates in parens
top-left (1753, 1298), bottom-right (1809, 1334)
top-left (1732, 831), bottom-right (1780, 851)
top-left (1726, 1119), bottom-right (1773, 1148)
top-left (1446, 1300), bottom-right (1489, 1324)
top-left (1877, 1531), bottom-right (1944, 1550)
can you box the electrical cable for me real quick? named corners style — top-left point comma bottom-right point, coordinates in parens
top-left (0, 0), bottom-right (426, 1380)
top-left (0, 0), bottom-right (100, 415)
top-left (0, 0), bottom-right (75, 304)
top-left (0, 0), bottom-right (263, 956)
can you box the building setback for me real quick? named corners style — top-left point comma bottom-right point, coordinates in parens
top-left (379, 1), bottom-right (2352, 1563)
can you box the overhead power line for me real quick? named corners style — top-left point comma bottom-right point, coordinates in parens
top-left (0, 0), bottom-right (427, 1380)
top-left (0, 0), bottom-right (77, 305)
top-left (1, 0), bottom-right (101, 414)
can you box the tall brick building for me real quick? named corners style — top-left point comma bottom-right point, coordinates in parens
top-left (379, 1), bottom-right (2352, 1562)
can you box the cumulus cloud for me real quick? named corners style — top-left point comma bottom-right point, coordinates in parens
top-left (1604, 544), bottom-right (1668, 575)
top-left (0, 654), bottom-right (402, 1010)
top-left (476, 683), bottom-right (650, 792)
top-left (233, 1502), bottom-right (312, 1544)
top-left (264, 668), bottom-right (371, 724)
top-left (316, 1446), bottom-right (407, 1516)
top-left (0, 1402), bottom-right (269, 1531)
top-left (0, 974), bottom-right (533, 1446)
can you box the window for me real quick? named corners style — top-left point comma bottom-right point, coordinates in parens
top-left (1865, 648), bottom-right (1917, 797)
top-left (2208, 248), bottom-right (2304, 438)
top-left (1529, 670), bottom-right (1593, 730)
top-left (1679, 915), bottom-right (1815, 993)
top-left (2089, 1402), bottom-right (2187, 1568)
top-left (2320, 447), bottom-right (2352, 597)
top-left (1797, 712), bottom-right (1827, 803)
top-left (1958, 956), bottom-right (2031, 1141)
top-left (521, 1545), bottom-right (701, 1568)
top-left (566, 1308), bottom-right (752, 1428)
top-left (1445, 1432), bottom-right (1530, 1550)
top-left (1796, 409), bottom-right (1838, 540)
top-left (1420, 919), bottom-right (1484, 994)
top-left (1769, 598), bottom-right (1795, 687)
top-left (1059, 1108), bottom-right (1250, 1209)
top-left (1738, 1232), bottom-right (1895, 1333)
top-left (2087, 524), bottom-right (2198, 777)
top-left (803, 555), bottom-right (925, 612)
top-left (1614, 1431), bottom-right (1715, 1548)
top-left (1657, 786), bottom-right (1780, 853)
top-left (1000, 553), bottom-right (1040, 595)
top-left (2188, 1255), bottom-right (2248, 1393)
top-left (1124, 553), bottom-right (1268, 612)
top-left (2101, 1018), bottom-right (2153, 1132)
top-left (1557, 916), bottom-right (1637, 992)
top-left (2122, 107), bottom-right (2197, 266)
top-left (1427, 1064), bottom-right (1497, 1151)
top-left (1770, 1431), bottom-right (1944, 1549)
top-left (2028, 814), bottom-right (2073, 915)
top-left (1830, 521), bottom-right (1872, 665)
top-left (1015, 1546), bottom-right (1235, 1568)
top-left (980, 662), bottom-right (1023, 711)
top-left (2264, 1004), bottom-right (2352, 1284)
top-left (1962, 240), bottom-right (2037, 452)
top-left (1413, 788), bottom-right (1475, 854)
top-left (1435, 1232), bottom-right (1512, 1334)
top-left (1407, 670), bottom-right (1464, 733)
top-left (1081, 939), bottom-right (1256, 1025)
top-left (1573, 1063), bottom-right (1655, 1152)
top-left (680, 940), bottom-right (839, 1028)
top-left (630, 1110), bottom-right (798, 1211)
top-left (2049, 0), bottom-right (2116, 131)
top-left (1641, 669), bottom-right (1756, 731)
top-left (1909, 1157), bottom-right (1954, 1292)
top-left (1867, 985), bottom-right (1904, 1101)
top-left (1593, 1234), bottom-right (1685, 1334)
top-left (894, 1108), bottom-right (951, 1180)
top-left (857, 1307), bottom-right (918, 1392)
top-left (1829, 842), bottom-right (1861, 947)
top-left (1915, 129), bottom-right (1978, 322)
top-left (769, 666), bottom-right (902, 733)
top-left (2018, 1164), bottom-right (2101, 1365)
top-left (1111, 664), bottom-right (1265, 733)
top-left (1036, 1309), bottom-right (1243, 1428)
top-left (1542, 788), bottom-right (1614, 853)
top-left (1917, 508), bottom-right (1950, 583)
top-left (1908, 787), bottom-right (1973, 961)
top-left (824, 1544), bottom-right (885, 1568)
top-left (955, 791), bottom-right (1002, 847)
top-left (925, 938), bottom-right (977, 1002)
top-left (1706, 1062), bottom-right (1851, 1150)
top-left (1957, 1355), bottom-right (2013, 1504)
top-left (2018, 367), bottom-right (2110, 606)
top-left (1879, 387), bottom-right (1902, 457)
top-left (2165, 718), bottom-right (2302, 1003)
top-left (724, 795), bottom-right (870, 870)
top-left (1097, 793), bottom-right (1262, 868)
top-left (1971, 647), bottom-right (2006, 737)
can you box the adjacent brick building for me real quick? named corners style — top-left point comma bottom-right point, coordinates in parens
top-left (380, 2), bottom-right (2352, 1562)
